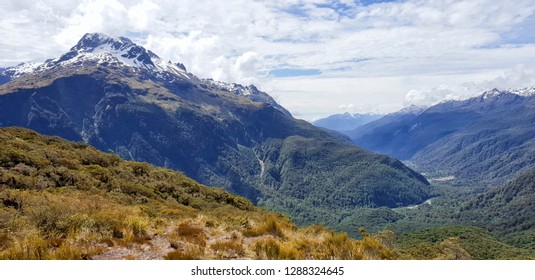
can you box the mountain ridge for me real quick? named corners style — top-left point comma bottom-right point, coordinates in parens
top-left (350, 88), bottom-right (535, 187)
top-left (313, 112), bottom-right (383, 132)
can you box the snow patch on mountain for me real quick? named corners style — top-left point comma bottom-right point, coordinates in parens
top-left (396, 105), bottom-right (428, 115)
top-left (477, 86), bottom-right (535, 102)
top-left (63, 33), bottom-right (191, 79)
top-left (203, 79), bottom-right (258, 97)
top-left (0, 62), bottom-right (49, 80)
top-left (510, 86), bottom-right (535, 97)
top-left (481, 88), bottom-right (503, 100)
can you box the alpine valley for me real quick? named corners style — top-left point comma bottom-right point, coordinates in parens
top-left (347, 88), bottom-right (535, 188)
top-left (1, 33), bottom-right (534, 260)
top-left (316, 89), bottom-right (535, 253)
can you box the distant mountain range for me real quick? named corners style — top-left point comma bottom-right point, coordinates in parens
top-left (349, 88), bottom-right (535, 187)
top-left (0, 33), bottom-right (431, 230)
top-left (313, 113), bottom-right (383, 132)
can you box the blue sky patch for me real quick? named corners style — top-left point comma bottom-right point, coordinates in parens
top-left (316, 2), bottom-right (355, 17)
top-left (500, 14), bottom-right (535, 45)
top-left (281, 5), bottom-right (310, 18)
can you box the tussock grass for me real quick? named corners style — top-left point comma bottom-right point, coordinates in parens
top-left (242, 214), bottom-right (294, 238)
top-left (172, 222), bottom-right (206, 247)
top-left (210, 240), bottom-right (245, 258)
top-left (254, 238), bottom-right (302, 260)
top-left (165, 246), bottom-right (205, 260)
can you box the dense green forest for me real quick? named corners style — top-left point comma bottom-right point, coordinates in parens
top-left (397, 227), bottom-right (534, 259)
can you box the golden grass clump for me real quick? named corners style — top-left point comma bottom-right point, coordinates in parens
top-left (253, 238), bottom-right (302, 260)
top-left (242, 214), bottom-right (294, 238)
top-left (0, 235), bottom-right (49, 260)
top-left (210, 239), bottom-right (245, 259)
top-left (170, 221), bottom-right (207, 248)
top-left (165, 246), bottom-right (205, 260)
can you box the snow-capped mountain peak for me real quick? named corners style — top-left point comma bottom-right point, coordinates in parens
top-left (509, 86), bottom-right (535, 97)
top-left (60, 33), bottom-right (157, 68)
top-left (475, 86), bottom-right (535, 102)
top-left (70, 33), bottom-right (145, 54)
top-left (1, 33), bottom-right (191, 81)
top-left (481, 88), bottom-right (504, 100)
top-left (58, 33), bottom-right (188, 76)
top-left (0, 33), bottom-right (291, 116)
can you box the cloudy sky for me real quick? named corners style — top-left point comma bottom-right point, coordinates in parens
top-left (1, 0), bottom-right (535, 120)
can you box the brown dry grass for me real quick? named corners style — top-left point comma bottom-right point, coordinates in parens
top-left (210, 239), bottom-right (245, 259)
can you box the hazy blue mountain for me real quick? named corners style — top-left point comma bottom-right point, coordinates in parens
top-left (313, 112), bottom-right (383, 132)
top-left (346, 105), bottom-right (427, 159)
top-left (0, 33), bottom-right (431, 229)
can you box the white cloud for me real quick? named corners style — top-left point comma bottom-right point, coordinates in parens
top-left (472, 65), bottom-right (535, 90)
top-left (53, 0), bottom-right (129, 47)
top-left (405, 85), bottom-right (462, 106)
top-left (128, 1), bottom-right (159, 31)
top-left (1, 0), bottom-right (535, 120)
top-left (338, 103), bottom-right (354, 109)
top-left (231, 51), bottom-right (262, 85)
